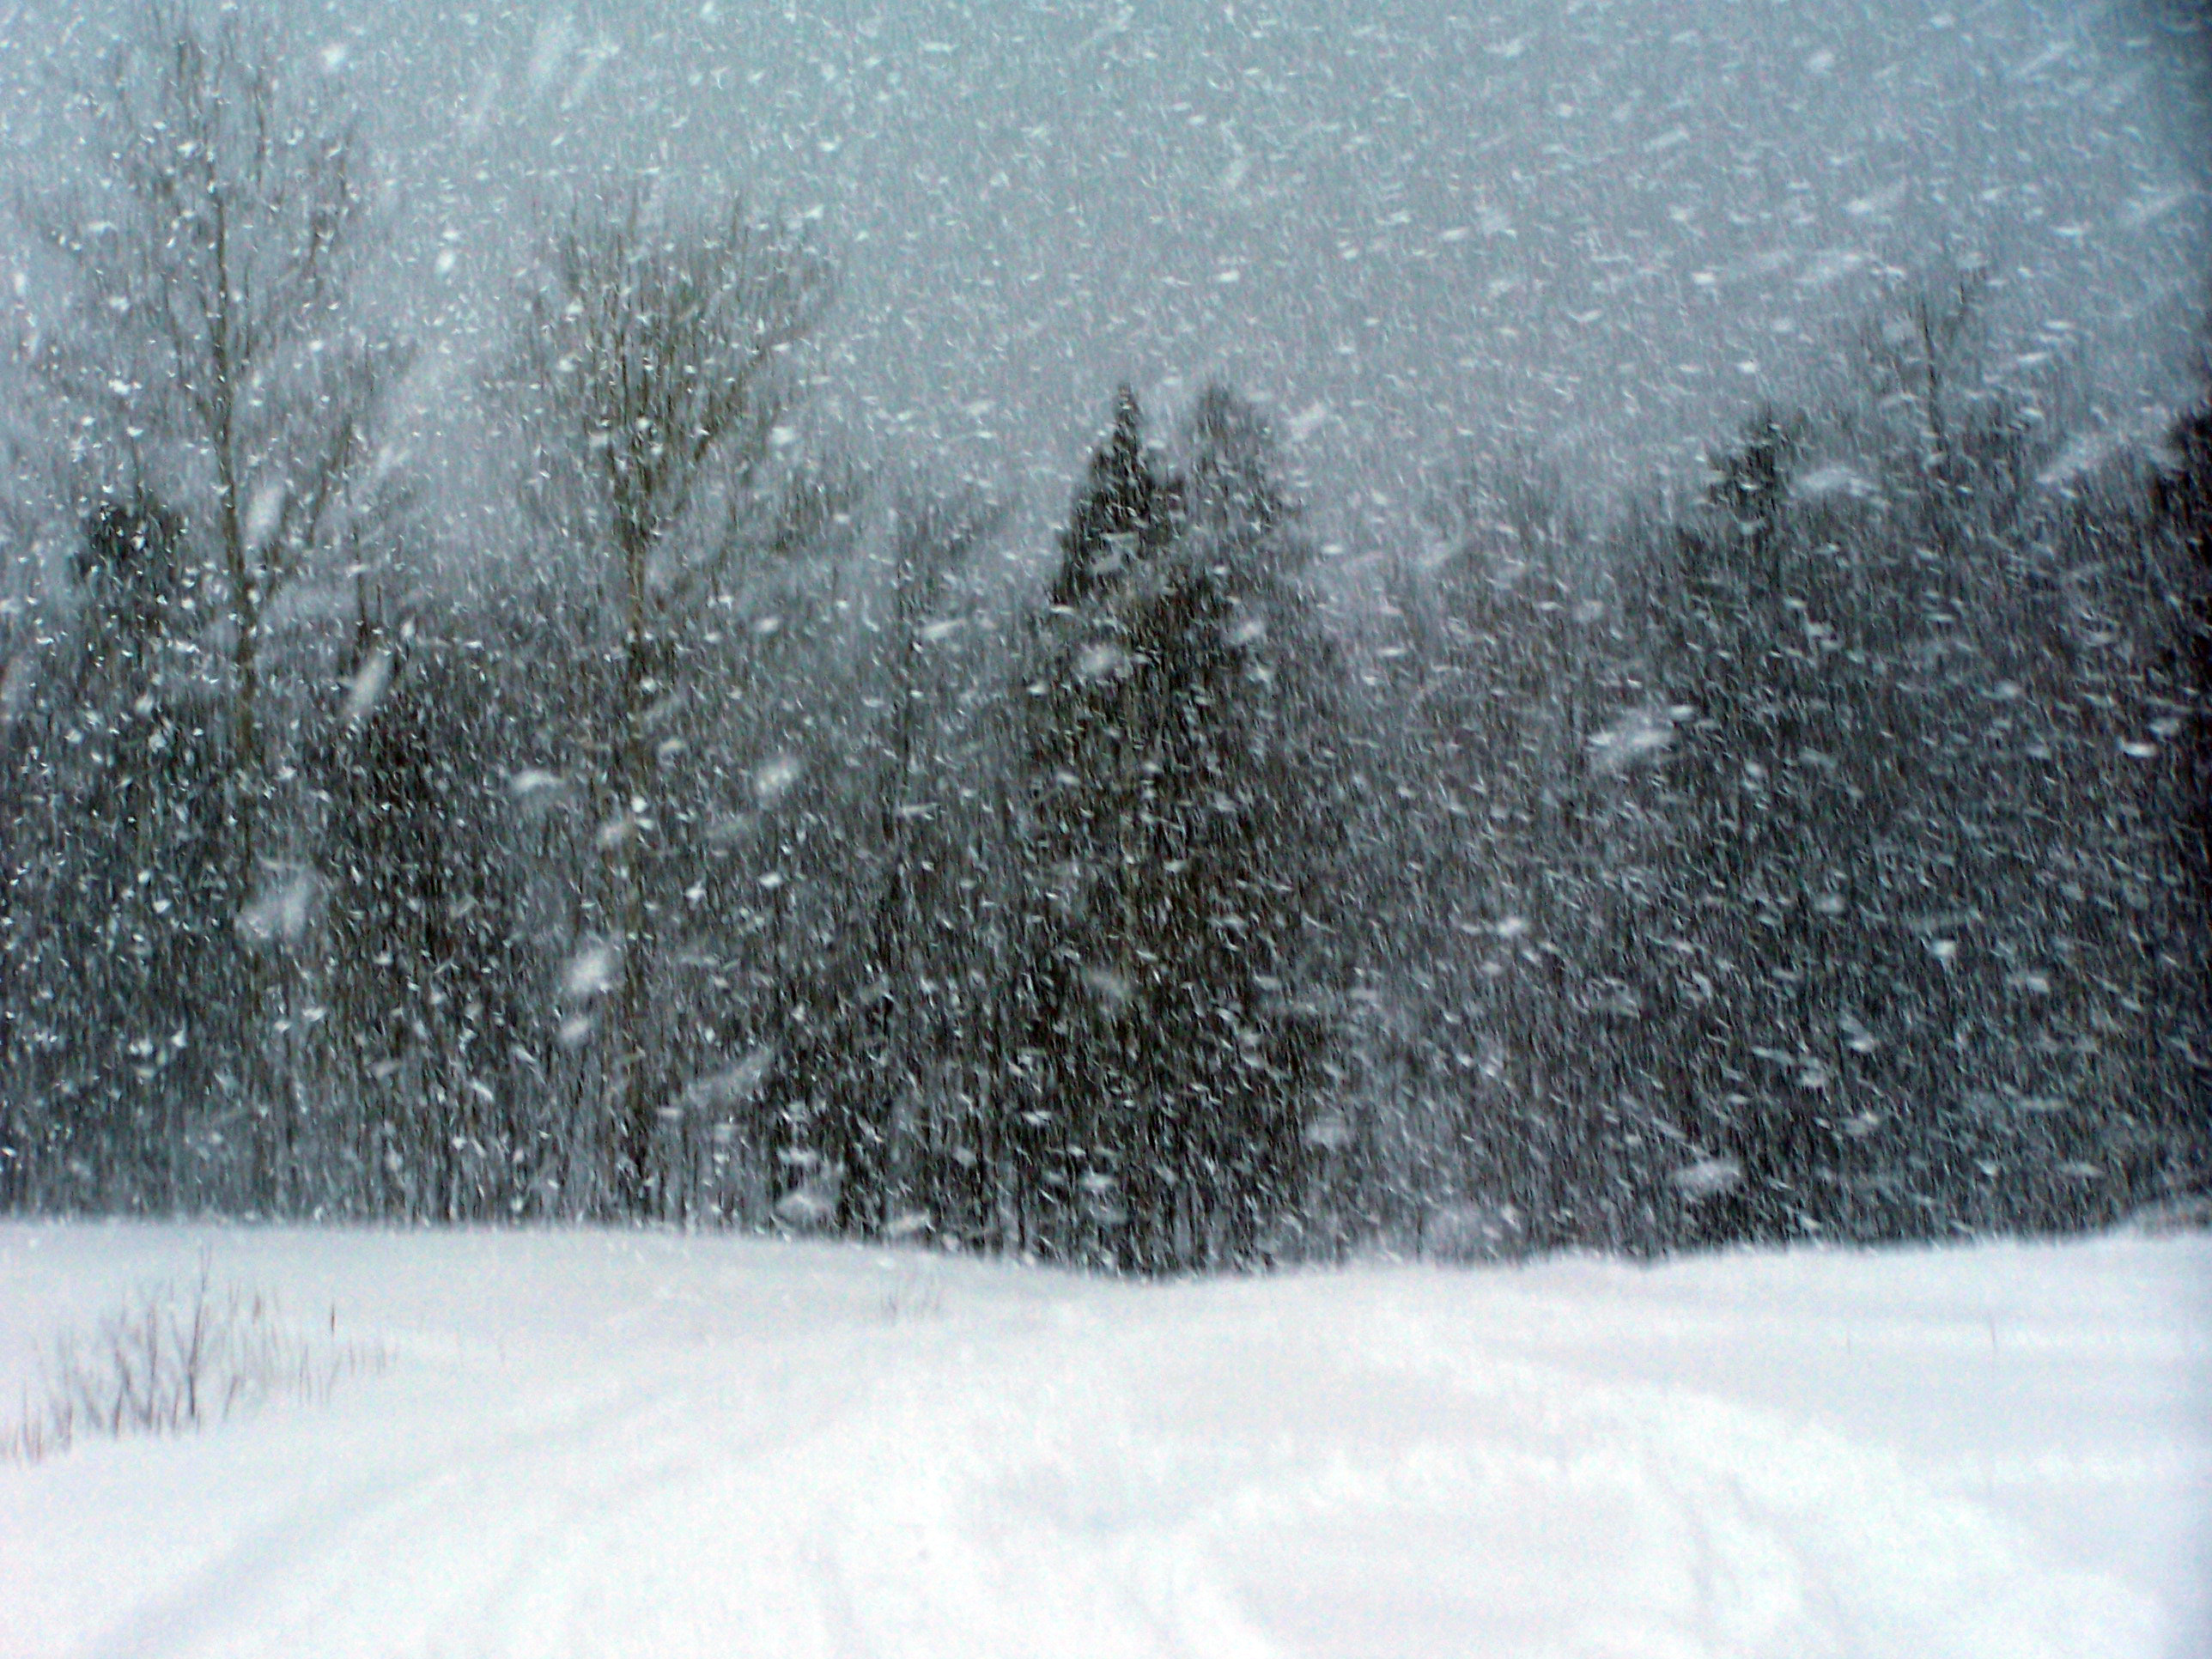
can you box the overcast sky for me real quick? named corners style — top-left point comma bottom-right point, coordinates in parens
top-left (3, 0), bottom-right (2208, 563)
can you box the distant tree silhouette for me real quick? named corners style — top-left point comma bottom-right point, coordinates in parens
top-left (495, 187), bottom-right (841, 1214)
top-left (1010, 386), bottom-right (1344, 1270)
top-left (313, 612), bottom-right (538, 1220)
top-left (0, 494), bottom-right (235, 1211)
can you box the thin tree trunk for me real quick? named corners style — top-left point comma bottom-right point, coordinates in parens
top-left (609, 527), bottom-right (657, 1214)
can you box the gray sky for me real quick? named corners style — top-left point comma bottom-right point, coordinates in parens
top-left (4, 0), bottom-right (2208, 562)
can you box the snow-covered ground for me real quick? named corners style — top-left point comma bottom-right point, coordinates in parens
top-left (1, 1223), bottom-right (2206, 1658)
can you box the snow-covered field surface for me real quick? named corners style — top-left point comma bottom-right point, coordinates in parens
top-left (1, 1224), bottom-right (2206, 1658)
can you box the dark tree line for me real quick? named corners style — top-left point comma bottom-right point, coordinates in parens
top-left (1351, 301), bottom-right (2212, 1254)
top-left (1, 6), bottom-right (2204, 1264)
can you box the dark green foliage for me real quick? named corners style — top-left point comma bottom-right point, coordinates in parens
top-left (2151, 391), bottom-right (2212, 925)
top-left (0, 495), bottom-right (239, 1212)
top-left (312, 619), bottom-right (540, 1219)
top-left (1004, 388), bottom-right (1344, 1270)
top-left (1361, 356), bottom-right (2209, 1255)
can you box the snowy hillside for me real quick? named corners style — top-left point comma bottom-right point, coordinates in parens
top-left (2, 1224), bottom-right (2206, 1658)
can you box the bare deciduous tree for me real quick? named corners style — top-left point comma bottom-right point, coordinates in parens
top-left (23, 0), bottom-right (399, 889)
top-left (499, 189), bottom-right (841, 1212)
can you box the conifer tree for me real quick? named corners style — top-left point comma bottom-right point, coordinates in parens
top-left (1013, 386), bottom-right (1342, 1269)
top-left (0, 495), bottom-right (235, 1210)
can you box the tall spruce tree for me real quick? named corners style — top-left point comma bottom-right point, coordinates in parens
top-left (1012, 386), bottom-right (1342, 1270)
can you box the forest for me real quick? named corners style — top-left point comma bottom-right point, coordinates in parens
top-left (1, 6), bottom-right (2206, 1272)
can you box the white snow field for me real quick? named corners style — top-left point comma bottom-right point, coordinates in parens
top-left (1, 1223), bottom-right (2206, 1659)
